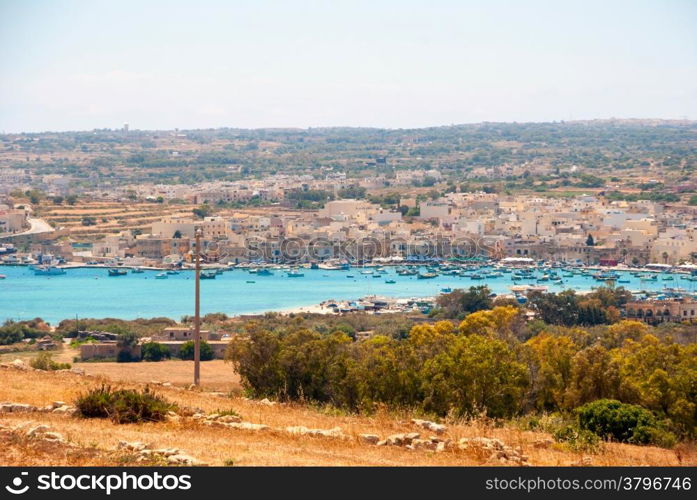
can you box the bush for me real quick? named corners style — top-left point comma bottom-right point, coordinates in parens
top-left (552, 424), bottom-right (602, 453)
top-left (30, 352), bottom-right (71, 371)
top-left (179, 340), bottom-right (214, 360)
top-left (576, 399), bottom-right (675, 446)
top-left (75, 385), bottom-right (175, 424)
top-left (141, 342), bottom-right (171, 362)
top-left (117, 350), bottom-right (138, 363)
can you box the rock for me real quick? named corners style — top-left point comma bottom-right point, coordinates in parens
top-left (383, 432), bottom-right (420, 446)
top-left (285, 426), bottom-right (345, 438)
top-left (411, 419), bottom-right (447, 435)
top-left (258, 398), bottom-right (276, 406)
top-left (227, 422), bottom-right (270, 431)
top-left (52, 401), bottom-right (66, 409)
top-left (27, 425), bottom-right (50, 437)
top-left (359, 434), bottom-right (380, 445)
top-left (167, 454), bottom-right (203, 466)
top-left (69, 368), bottom-right (85, 375)
top-left (459, 437), bottom-right (529, 465)
top-left (152, 448), bottom-right (181, 457)
top-left (52, 405), bottom-right (75, 415)
top-left (218, 415), bottom-right (242, 424)
top-left (410, 439), bottom-right (438, 451)
top-left (435, 441), bottom-right (447, 453)
top-left (118, 440), bottom-right (147, 452)
top-left (161, 382), bottom-right (172, 388)
top-left (42, 432), bottom-right (65, 442)
top-left (11, 359), bottom-right (28, 370)
top-left (0, 403), bottom-right (37, 413)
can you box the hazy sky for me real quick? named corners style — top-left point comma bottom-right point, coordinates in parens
top-left (1, 0), bottom-right (695, 132)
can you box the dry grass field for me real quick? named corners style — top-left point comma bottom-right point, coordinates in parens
top-left (1, 357), bottom-right (695, 467)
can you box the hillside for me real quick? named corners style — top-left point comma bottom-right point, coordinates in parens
top-left (0, 359), bottom-right (694, 467)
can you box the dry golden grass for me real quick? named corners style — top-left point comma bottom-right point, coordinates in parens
top-left (77, 360), bottom-right (240, 392)
top-left (1, 367), bottom-right (695, 467)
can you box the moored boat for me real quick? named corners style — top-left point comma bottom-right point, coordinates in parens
top-left (34, 266), bottom-right (66, 276)
top-left (417, 272), bottom-right (438, 279)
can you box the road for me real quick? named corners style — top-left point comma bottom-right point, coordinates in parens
top-left (0, 218), bottom-right (54, 239)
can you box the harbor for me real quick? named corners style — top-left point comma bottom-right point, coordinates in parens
top-left (2, 261), bottom-right (696, 323)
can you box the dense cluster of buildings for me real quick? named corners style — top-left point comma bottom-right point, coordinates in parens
top-left (7, 190), bottom-right (690, 269)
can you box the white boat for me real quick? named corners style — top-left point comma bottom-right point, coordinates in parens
top-left (34, 266), bottom-right (66, 276)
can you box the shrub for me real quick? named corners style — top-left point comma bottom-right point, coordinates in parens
top-left (576, 399), bottom-right (675, 446)
top-left (141, 342), bottom-right (171, 362)
top-left (552, 424), bottom-right (602, 453)
top-left (179, 340), bottom-right (214, 360)
top-left (117, 350), bottom-right (138, 363)
top-left (30, 352), bottom-right (71, 371)
top-left (75, 385), bottom-right (175, 424)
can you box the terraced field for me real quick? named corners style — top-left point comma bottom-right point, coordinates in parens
top-left (39, 202), bottom-right (195, 238)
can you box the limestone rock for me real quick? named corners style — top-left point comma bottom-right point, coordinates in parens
top-left (359, 434), bottom-right (380, 445)
top-left (411, 419), bottom-right (447, 435)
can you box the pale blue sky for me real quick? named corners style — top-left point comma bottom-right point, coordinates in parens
top-left (1, 0), bottom-right (695, 132)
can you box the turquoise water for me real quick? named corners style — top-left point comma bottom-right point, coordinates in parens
top-left (1, 265), bottom-right (695, 324)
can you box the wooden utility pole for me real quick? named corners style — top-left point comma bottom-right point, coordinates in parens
top-left (194, 229), bottom-right (201, 386)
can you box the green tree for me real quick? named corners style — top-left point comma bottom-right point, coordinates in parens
top-left (179, 340), bottom-right (214, 360)
top-left (141, 342), bottom-right (171, 361)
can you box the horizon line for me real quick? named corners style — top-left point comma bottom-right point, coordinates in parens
top-left (2, 117), bottom-right (696, 136)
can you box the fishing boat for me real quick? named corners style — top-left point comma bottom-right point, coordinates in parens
top-left (108, 268), bottom-right (127, 277)
top-left (0, 274), bottom-right (6, 279)
top-left (385, 279), bottom-right (396, 284)
top-left (246, 280), bottom-right (256, 283)
top-left (257, 269), bottom-right (274, 276)
top-left (287, 270), bottom-right (304, 278)
top-left (440, 287), bottom-right (452, 293)
top-left (346, 274), bottom-right (355, 278)
top-left (34, 266), bottom-right (66, 276)
top-left (417, 272), bottom-right (438, 279)
top-left (200, 271), bottom-right (217, 279)
top-left (155, 272), bottom-right (168, 279)
top-left (617, 279), bottom-right (631, 284)
top-left (166, 270), bottom-right (180, 275)
top-left (131, 267), bottom-right (144, 274)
